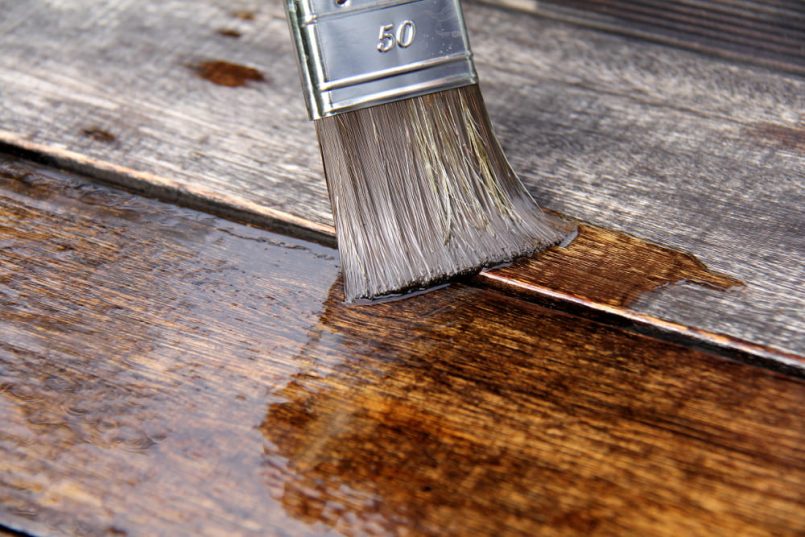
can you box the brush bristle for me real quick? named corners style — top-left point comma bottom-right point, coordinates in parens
top-left (316, 84), bottom-right (567, 302)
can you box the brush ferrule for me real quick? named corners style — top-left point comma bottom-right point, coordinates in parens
top-left (286, 0), bottom-right (477, 119)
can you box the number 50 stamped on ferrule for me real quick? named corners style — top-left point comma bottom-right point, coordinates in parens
top-left (286, 0), bottom-right (478, 119)
top-left (377, 20), bottom-right (416, 52)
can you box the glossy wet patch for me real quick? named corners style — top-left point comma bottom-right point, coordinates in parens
top-left (260, 278), bottom-right (801, 536)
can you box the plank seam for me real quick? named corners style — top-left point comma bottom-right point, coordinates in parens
top-left (1, 132), bottom-right (800, 372)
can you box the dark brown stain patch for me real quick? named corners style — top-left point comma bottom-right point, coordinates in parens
top-left (194, 60), bottom-right (265, 87)
top-left (484, 223), bottom-right (743, 307)
top-left (80, 127), bottom-right (116, 143)
top-left (749, 122), bottom-right (805, 152)
top-left (216, 28), bottom-right (242, 38)
top-left (231, 10), bottom-right (255, 21)
top-left (259, 278), bottom-right (802, 537)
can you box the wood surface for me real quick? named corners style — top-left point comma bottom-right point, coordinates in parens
top-left (1, 0), bottom-right (802, 361)
top-left (2, 156), bottom-right (805, 537)
top-left (476, 222), bottom-right (804, 369)
top-left (482, 0), bottom-right (805, 75)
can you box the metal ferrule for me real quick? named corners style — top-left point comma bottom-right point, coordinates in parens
top-left (286, 0), bottom-right (477, 119)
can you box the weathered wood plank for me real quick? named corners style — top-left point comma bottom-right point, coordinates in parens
top-left (2, 156), bottom-right (804, 537)
top-left (0, 0), bottom-right (802, 359)
top-left (476, 223), bottom-right (805, 370)
top-left (479, 0), bottom-right (805, 75)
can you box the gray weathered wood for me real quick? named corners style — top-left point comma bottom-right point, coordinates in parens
top-left (479, 0), bottom-right (805, 75)
top-left (0, 0), bottom-right (802, 357)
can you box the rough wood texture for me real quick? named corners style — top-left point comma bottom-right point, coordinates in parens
top-left (2, 157), bottom-right (804, 537)
top-left (0, 0), bottom-right (803, 359)
top-left (479, 223), bottom-right (803, 369)
top-left (481, 0), bottom-right (805, 75)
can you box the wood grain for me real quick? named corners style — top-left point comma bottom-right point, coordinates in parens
top-left (2, 157), bottom-right (804, 537)
top-left (480, 0), bottom-right (805, 75)
top-left (478, 223), bottom-right (804, 370)
top-left (0, 0), bottom-right (803, 358)
top-left (492, 223), bottom-right (743, 308)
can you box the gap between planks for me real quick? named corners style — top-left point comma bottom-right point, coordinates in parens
top-left (1, 137), bottom-right (800, 375)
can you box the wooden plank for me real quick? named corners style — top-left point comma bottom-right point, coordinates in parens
top-left (476, 223), bottom-right (805, 370)
top-left (479, 0), bottom-right (805, 75)
top-left (0, 0), bottom-right (803, 360)
top-left (2, 156), bottom-right (804, 537)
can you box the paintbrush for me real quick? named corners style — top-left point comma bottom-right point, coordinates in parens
top-left (286, 0), bottom-right (566, 301)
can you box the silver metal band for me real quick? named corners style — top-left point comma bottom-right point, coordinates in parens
top-left (286, 0), bottom-right (478, 119)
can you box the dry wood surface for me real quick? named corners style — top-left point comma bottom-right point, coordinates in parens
top-left (0, 0), bottom-right (803, 361)
top-left (482, 0), bottom-right (805, 75)
top-left (2, 156), bottom-right (804, 537)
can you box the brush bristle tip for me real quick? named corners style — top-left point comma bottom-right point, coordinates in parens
top-left (317, 84), bottom-right (568, 302)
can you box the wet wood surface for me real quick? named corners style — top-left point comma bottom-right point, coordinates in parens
top-left (3, 156), bottom-right (805, 537)
top-left (1, 0), bottom-right (803, 359)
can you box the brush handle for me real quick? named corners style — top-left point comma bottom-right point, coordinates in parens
top-left (286, 0), bottom-right (477, 119)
